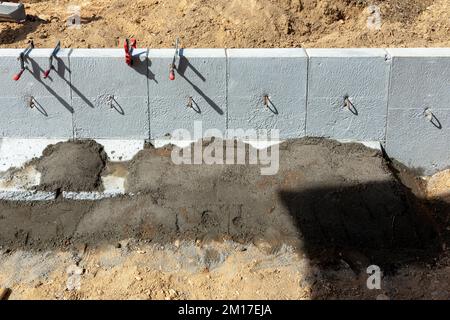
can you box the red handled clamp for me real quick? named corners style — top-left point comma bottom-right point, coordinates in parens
top-left (124, 38), bottom-right (137, 66)
top-left (169, 37), bottom-right (179, 81)
top-left (13, 40), bottom-right (34, 81)
top-left (43, 41), bottom-right (61, 79)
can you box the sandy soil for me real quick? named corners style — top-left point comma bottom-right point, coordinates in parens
top-left (1, 0), bottom-right (450, 301)
top-left (0, 139), bottom-right (449, 300)
top-left (1, 0), bottom-right (449, 48)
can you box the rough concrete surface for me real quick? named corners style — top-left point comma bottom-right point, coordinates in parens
top-left (32, 140), bottom-right (107, 192)
top-left (227, 49), bottom-right (307, 138)
top-left (0, 138), bottom-right (443, 257)
top-left (2, 47), bottom-right (450, 174)
top-left (0, 138), bottom-right (449, 299)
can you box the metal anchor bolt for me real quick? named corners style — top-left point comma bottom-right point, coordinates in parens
top-left (187, 96), bottom-right (193, 108)
top-left (263, 95), bottom-right (270, 107)
top-left (27, 96), bottom-right (35, 109)
top-left (108, 95), bottom-right (115, 108)
top-left (344, 95), bottom-right (352, 109)
top-left (424, 108), bottom-right (433, 121)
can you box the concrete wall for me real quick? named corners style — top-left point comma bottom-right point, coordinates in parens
top-left (227, 49), bottom-right (308, 139)
top-left (0, 48), bottom-right (449, 174)
top-left (385, 49), bottom-right (450, 174)
top-left (306, 49), bottom-right (390, 141)
top-left (0, 49), bottom-right (72, 138)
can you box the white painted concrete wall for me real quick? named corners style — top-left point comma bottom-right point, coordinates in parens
top-left (0, 48), bottom-right (449, 174)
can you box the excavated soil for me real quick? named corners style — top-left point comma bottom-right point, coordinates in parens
top-left (1, 0), bottom-right (450, 300)
top-left (0, 138), bottom-right (449, 299)
top-left (32, 140), bottom-right (107, 192)
top-left (1, 0), bottom-right (449, 48)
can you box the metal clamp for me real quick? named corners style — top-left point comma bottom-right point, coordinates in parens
top-left (124, 38), bottom-right (137, 66)
top-left (169, 37), bottom-right (179, 81)
top-left (13, 41), bottom-right (34, 81)
top-left (43, 41), bottom-right (61, 78)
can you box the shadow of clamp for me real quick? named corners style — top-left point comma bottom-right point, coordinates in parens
top-left (43, 41), bottom-right (61, 78)
top-left (13, 40), bottom-right (34, 81)
top-left (124, 38), bottom-right (137, 66)
top-left (169, 37), bottom-right (180, 81)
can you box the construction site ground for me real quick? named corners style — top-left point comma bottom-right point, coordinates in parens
top-left (1, 0), bottom-right (449, 49)
top-left (0, 0), bottom-right (450, 300)
top-left (0, 139), bottom-right (449, 300)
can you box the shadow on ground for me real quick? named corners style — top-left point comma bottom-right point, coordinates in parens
top-left (0, 16), bottom-right (45, 46)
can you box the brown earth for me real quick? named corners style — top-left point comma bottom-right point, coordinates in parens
top-left (1, 0), bottom-right (449, 48)
top-left (0, 138), bottom-right (449, 300)
top-left (1, 0), bottom-right (450, 301)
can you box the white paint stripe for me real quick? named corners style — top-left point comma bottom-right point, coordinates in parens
top-left (151, 139), bottom-right (284, 150)
top-left (0, 138), bottom-right (144, 174)
top-left (62, 191), bottom-right (129, 200)
top-left (337, 140), bottom-right (382, 151)
top-left (0, 138), bottom-right (66, 172)
top-left (0, 190), bottom-right (56, 201)
top-left (94, 139), bottom-right (145, 162)
top-left (0, 190), bottom-right (130, 202)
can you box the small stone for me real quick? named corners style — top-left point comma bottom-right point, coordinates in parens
top-left (66, 265), bottom-right (84, 276)
top-left (135, 276), bottom-right (143, 281)
top-left (376, 294), bottom-right (390, 300)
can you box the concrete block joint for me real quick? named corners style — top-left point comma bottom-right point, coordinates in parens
top-left (0, 47), bottom-right (449, 174)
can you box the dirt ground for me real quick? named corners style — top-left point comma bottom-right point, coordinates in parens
top-left (0, 139), bottom-right (449, 300)
top-left (1, 0), bottom-right (450, 48)
top-left (1, 0), bottom-right (450, 301)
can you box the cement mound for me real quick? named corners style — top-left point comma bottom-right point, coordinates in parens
top-left (34, 140), bottom-right (107, 192)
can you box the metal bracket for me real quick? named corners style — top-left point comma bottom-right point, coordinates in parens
top-left (343, 95), bottom-right (358, 115)
top-left (187, 96), bottom-right (193, 108)
top-left (124, 38), bottom-right (137, 66)
top-left (169, 37), bottom-right (180, 81)
top-left (107, 94), bottom-right (115, 108)
top-left (424, 108), bottom-right (433, 121)
top-left (424, 108), bottom-right (442, 129)
top-left (27, 96), bottom-right (35, 109)
top-left (13, 40), bottom-right (34, 81)
top-left (263, 95), bottom-right (270, 108)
